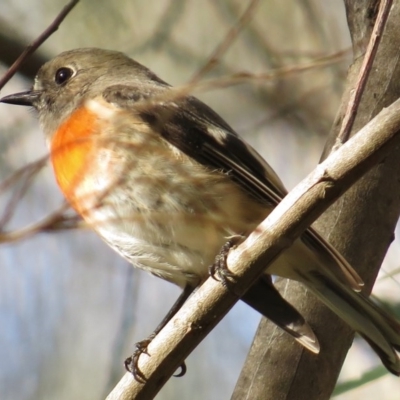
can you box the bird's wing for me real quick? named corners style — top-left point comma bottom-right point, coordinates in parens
top-left (103, 84), bottom-right (363, 290)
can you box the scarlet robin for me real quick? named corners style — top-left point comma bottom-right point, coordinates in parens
top-left (2, 48), bottom-right (400, 378)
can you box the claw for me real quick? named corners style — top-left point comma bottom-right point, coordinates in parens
top-left (209, 236), bottom-right (242, 286)
top-left (124, 286), bottom-right (195, 382)
top-left (173, 361), bottom-right (187, 377)
top-left (125, 334), bottom-right (188, 382)
top-left (124, 337), bottom-right (153, 383)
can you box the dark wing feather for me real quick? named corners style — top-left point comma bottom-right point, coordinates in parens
top-left (164, 96), bottom-right (289, 204)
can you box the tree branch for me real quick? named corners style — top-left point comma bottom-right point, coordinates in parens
top-left (106, 95), bottom-right (400, 400)
top-left (0, 0), bottom-right (79, 90)
top-left (335, 0), bottom-right (392, 146)
top-left (0, 25), bottom-right (48, 80)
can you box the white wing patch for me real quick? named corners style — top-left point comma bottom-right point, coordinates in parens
top-left (207, 125), bottom-right (229, 145)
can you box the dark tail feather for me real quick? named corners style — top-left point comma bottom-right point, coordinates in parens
top-left (303, 271), bottom-right (400, 375)
top-left (242, 276), bottom-right (320, 354)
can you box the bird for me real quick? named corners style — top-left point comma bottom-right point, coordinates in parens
top-left (1, 48), bottom-right (400, 379)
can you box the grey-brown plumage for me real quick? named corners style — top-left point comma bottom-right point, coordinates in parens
top-left (1, 48), bottom-right (400, 374)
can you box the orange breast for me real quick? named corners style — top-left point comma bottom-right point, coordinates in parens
top-left (50, 106), bottom-right (98, 209)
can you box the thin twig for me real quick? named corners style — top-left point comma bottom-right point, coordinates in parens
top-left (0, 158), bottom-right (47, 229)
top-left (335, 0), bottom-right (393, 147)
top-left (0, 203), bottom-right (82, 244)
top-left (0, 0), bottom-right (79, 90)
top-left (189, 0), bottom-right (260, 82)
top-left (0, 157), bottom-right (47, 193)
top-left (134, 49), bottom-right (349, 113)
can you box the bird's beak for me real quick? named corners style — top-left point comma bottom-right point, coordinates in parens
top-left (0, 90), bottom-right (41, 106)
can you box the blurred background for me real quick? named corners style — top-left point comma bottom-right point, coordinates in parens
top-left (1, 0), bottom-right (399, 399)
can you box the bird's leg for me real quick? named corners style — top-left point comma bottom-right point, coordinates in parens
top-left (125, 285), bottom-right (194, 383)
top-left (209, 235), bottom-right (244, 287)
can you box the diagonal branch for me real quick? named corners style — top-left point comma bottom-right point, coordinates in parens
top-left (189, 0), bottom-right (260, 82)
top-left (0, 0), bottom-right (79, 90)
top-left (106, 96), bottom-right (400, 400)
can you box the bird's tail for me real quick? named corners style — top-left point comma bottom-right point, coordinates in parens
top-left (302, 268), bottom-right (400, 375)
top-left (273, 232), bottom-right (400, 375)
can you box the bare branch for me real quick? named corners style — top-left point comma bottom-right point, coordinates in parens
top-left (334, 0), bottom-right (393, 148)
top-left (0, 158), bottom-right (47, 229)
top-left (130, 49), bottom-right (349, 113)
top-left (0, 21), bottom-right (48, 80)
top-left (105, 95), bottom-right (400, 400)
top-left (0, 0), bottom-right (79, 90)
top-left (190, 0), bottom-right (260, 82)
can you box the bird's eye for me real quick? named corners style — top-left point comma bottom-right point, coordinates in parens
top-left (55, 67), bottom-right (74, 85)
